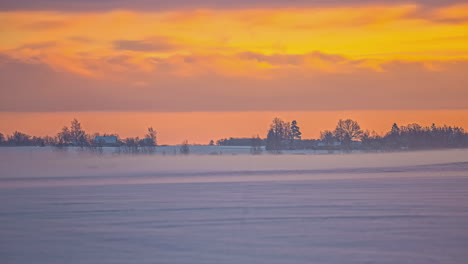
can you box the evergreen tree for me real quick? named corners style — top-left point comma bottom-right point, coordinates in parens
top-left (390, 123), bottom-right (400, 136)
top-left (387, 123), bottom-right (401, 149)
top-left (291, 120), bottom-right (302, 140)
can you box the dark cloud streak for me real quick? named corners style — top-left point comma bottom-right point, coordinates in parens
top-left (1, 54), bottom-right (467, 112)
top-left (113, 38), bottom-right (177, 52)
top-left (0, 0), bottom-right (462, 12)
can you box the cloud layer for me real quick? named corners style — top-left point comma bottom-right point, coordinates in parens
top-left (0, 0), bottom-right (463, 11)
top-left (0, 3), bottom-right (467, 112)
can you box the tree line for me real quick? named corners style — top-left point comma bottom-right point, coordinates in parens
top-left (2, 117), bottom-right (467, 153)
top-left (216, 117), bottom-right (468, 152)
top-left (266, 118), bottom-right (467, 152)
top-left (0, 119), bottom-right (157, 148)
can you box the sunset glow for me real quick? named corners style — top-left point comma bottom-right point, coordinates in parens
top-left (1, 1), bottom-right (468, 142)
top-left (2, 3), bottom-right (468, 263)
top-left (1, 110), bottom-right (467, 145)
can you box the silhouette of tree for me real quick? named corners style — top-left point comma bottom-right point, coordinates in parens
top-left (217, 138), bottom-right (256, 146)
top-left (333, 119), bottom-right (363, 148)
top-left (320, 130), bottom-right (336, 146)
top-left (180, 140), bottom-right (190, 155)
top-left (385, 123), bottom-right (401, 149)
top-left (266, 128), bottom-right (280, 152)
top-left (291, 120), bottom-right (302, 140)
top-left (250, 135), bottom-right (263, 154)
top-left (144, 127), bottom-right (157, 146)
top-left (2, 116), bottom-right (468, 151)
top-left (361, 130), bottom-right (383, 150)
top-left (8, 131), bottom-right (31, 146)
top-left (57, 126), bottom-right (71, 145)
top-left (290, 120), bottom-right (302, 149)
top-left (31, 136), bottom-right (45, 146)
top-left (390, 123), bottom-right (400, 136)
top-left (43, 136), bottom-right (57, 146)
top-left (209, 140), bottom-right (215, 146)
top-left (357, 122), bottom-right (468, 150)
top-left (70, 119), bottom-right (86, 146)
top-left (120, 137), bottom-right (140, 154)
top-left (265, 117), bottom-right (291, 152)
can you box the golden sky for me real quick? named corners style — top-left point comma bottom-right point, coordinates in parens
top-left (0, 1), bottom-right (467, 142)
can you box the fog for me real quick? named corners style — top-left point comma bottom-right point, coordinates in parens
top-left (1, 147), bottom-right (467, 187)
top-left (1, 148), bottom-right (467, 263)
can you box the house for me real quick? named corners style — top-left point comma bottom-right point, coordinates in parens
top-left (95, 136), bottom-right (118, 146)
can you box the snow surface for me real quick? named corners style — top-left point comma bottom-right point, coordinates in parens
top-left (1, 148), bottom-right (468, 263)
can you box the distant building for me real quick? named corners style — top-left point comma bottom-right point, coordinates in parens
top-left (95, 136), bottom-right (118, 146)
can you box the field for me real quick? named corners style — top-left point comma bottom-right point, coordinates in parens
top-left (1, 148), bottom-right (467, 264)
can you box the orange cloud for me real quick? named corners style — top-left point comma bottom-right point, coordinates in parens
top-left (0, 4), bottom-right (468, 112)
top-left (432, 3), bottom-right (468, 23)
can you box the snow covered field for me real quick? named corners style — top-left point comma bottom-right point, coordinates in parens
top-left (1, 148), bottom-right (468, 263)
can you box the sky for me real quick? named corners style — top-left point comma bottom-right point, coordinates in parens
top-left (0, 0), bottom-right (467, 143)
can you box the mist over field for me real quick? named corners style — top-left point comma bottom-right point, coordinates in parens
top-left (1, 147), bottom-right (468, 186)
top-left (1, 148), bottom-right (468, 264)
top-left (2, 0), bottom-right (468, 262)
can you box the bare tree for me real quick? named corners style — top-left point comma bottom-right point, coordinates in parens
top-left (180, 140), bottom-right (190, 155)
top-left (320, 130), bottom-right (336, 146)
top-left (144, 127), bottom-right (157, 146)
top-left (333, 119), bottom-right (363, 148)
top-left (70, 119), bottom-right (86, 146)
top-left (9, 131), bottom-right (31, 146)
top-left (265, 117), bottom-right (292, 152)
top-left (43, 136), bottom-right (57, 146)
top-left (250, 134), bottom-right (263, 154)
top-left (57, 126), bottom-right (71, 145)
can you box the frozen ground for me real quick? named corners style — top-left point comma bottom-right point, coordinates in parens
top-left (1, 148), bottom-right (468, 264)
